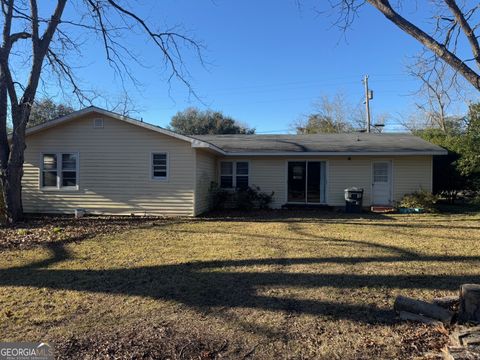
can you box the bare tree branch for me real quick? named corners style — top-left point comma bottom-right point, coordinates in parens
top-left (366, 0), bottom-right (480, 90)
top-left (444, 0), bottom-right (480, 70)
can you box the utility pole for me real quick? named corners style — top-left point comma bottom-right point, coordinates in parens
top-left (363, 75), bottom-right (372, 133)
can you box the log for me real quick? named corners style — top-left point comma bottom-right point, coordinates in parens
top-left (459, 284), bottom-right (480, 324)
top-left (443, 346), bottom-right (480, 360)
top-left (399, 311), bottom-right (444, 326)
top-left (450, 326), bottom-right (480, 346)
top-left (394, 295), bottom-right (454, 324)
top-left (433, 296), bottom-right (460, 309)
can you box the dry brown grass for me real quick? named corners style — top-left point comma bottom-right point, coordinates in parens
top-left (1, 211), bottom-right (479, 359)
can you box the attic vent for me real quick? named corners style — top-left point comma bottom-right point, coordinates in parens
top-left (93, 118), bottom-right (104, 129)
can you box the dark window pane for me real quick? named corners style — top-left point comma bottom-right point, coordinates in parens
top-left (42, 171), bottom-right (57, 187)
top-left (152, 154), bottom-right (167, 178)
top-left (62, 171), bottom-right (77, 187)
top-left (153, 153), bottom-right (166, 161)
top-left (62, 154), bottom-right (76, 170)
top-left (153, 154), bottom-right (167, 166)
top-left (43, 154), bottom-right (57, 170)
top-left (236, 162), bottom-right (249, 175)
top-left (153, 170), bottom-right (167, 178)
top-left (220, 162), bottom-right (233, 175)
top-left (236, 176), bottom-right (249, 189)
top-left (288, 161), bottom-right (306, 202)
top-left (220, 175), bottom-right (233, 188)
top-left (307, 162), bottom-right (321, 203)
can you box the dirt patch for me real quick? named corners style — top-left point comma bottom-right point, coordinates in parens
top-left (54, 322), bottom-right (249, 360)
top-left (52, 322), bottom-right (447, 360)
top-left (0, 215), bottom-right (183, 251)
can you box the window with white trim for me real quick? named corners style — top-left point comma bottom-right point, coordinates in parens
top-left (41, 153), bottom-right (78, 189)
top-left (220, 161), bottom-right (249, 189)
top-left (152, 153), bottom-right (168, 179)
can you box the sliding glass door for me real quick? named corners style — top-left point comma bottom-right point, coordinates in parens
top-left (287, 161), bottom-right (326, 203)
top-left (287, 162), bottom-right (306, 202)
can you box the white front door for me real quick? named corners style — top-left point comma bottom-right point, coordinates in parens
top-left (372, 161), bottom-right (392, 205)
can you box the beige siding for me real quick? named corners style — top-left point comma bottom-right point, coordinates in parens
top-left (393, 156), bottom-right (432, 201)
top-left (23, 113), bottom-right (195, 216)
top-left (216, 155), bottom-right (433, 208)
top-left (328, 157), bottom-right (373, 206)
top-left (194, 149), bottom-right (217, 215)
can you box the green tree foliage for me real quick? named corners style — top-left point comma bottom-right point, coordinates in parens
top-left (169, 108), bottom-right (255, 135)
top-left (457, 103), bottom-right (480, 176)
top-left (299, 113), bottom-right (354, 134)
top-left (28, 99), bottom-right (74, 127)
top-left (414, 103), bottom-right (480, 202)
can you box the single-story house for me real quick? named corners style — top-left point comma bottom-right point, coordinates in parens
top-left (22, 106), bottom-right (447, 216)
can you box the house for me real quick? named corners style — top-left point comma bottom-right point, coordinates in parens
top-left (22, 106), bottom-right (447, 216)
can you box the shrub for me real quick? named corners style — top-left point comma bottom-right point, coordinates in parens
top-left (208, 182), bottom-right (230, 210)
top-left (471, 193), bottom-right (480, 206)
top-left (399, 190), bottom-right (439, 213)
top-left (208, 183), bottom-right (274, 211)
top-left (234, 186), bottom-right (274, 210)
top-left (252, 186), bottom-right (275, 209)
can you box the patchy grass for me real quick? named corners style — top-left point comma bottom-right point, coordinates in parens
top-left (1, 211), bottom-right (480, 359)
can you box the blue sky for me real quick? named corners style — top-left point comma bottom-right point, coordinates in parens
top-left (50, 0), bottom-right (477, 132)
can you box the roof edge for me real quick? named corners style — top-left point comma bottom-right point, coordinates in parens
top-left (23, 106), bottom-right (226, 155)
top-left (219, 150), bottom-right (448, 156)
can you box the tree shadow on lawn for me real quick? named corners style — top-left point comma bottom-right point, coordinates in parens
top-left (200, 210), bottom-right (480, 230)
top-left (1, 237), bottom-right (480, 328)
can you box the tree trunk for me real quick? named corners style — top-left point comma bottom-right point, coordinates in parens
top-left (394, 295), bottom-right (454, 324)
top-left (1, 165), bottom-right (23, 224)
top-left (459, 284), bottom-right (480, 324)
top-left (1, 107), bottom-right (28, 225)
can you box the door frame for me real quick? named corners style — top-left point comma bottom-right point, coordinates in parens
top-left (371, 160), bottom-right (393, 205)
top-left (284, 159), bottom-right (329, 205)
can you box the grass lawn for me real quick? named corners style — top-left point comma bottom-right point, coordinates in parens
top-left (1, 211), bottom-right (480, 359)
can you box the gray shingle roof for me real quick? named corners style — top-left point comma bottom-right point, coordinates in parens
top-left (192, 133), bottom-right (447, 155)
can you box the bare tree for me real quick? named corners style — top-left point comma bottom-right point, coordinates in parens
top-left (403, 51), bottom-right (468, 133)
top-left (0, 0), bottom-right (203, 224)
top-left (293, 93), bottom-right (365, 133)
top-left (328, 1), bottom-right (480, 91)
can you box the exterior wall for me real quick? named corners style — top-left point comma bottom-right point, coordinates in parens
top-left (194, 149), bottom-right (218, 215)
top-left (23, 113), bottom-right (195, 216)
top-left (393, 156), bottom-right (433, 202)
top-left (216, 155), bottom-right (433, 208)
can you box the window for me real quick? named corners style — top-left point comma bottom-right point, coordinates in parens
top-left (93, 118), bottom-right (104, 129)
top-left (41, 153), bottom-right (78, 189)
top-left (152, 153), bottom-right (168, 180)
top-left (236, 162), bottom-right (249, 189)
top-left (373, 163), bottom-right (389, 183)
top-left (220, 161), bottom-right (233, 188)
top-left (220, 161), bottom-right (249, 189)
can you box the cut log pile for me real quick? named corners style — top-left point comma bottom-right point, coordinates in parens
top-left (394, 284), bottom-right (480, 360)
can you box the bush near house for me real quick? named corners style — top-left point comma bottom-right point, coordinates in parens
top-left (209, 182), bottom-right (274, 210)
top-left (398, 190), bottom-right (440, 213)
